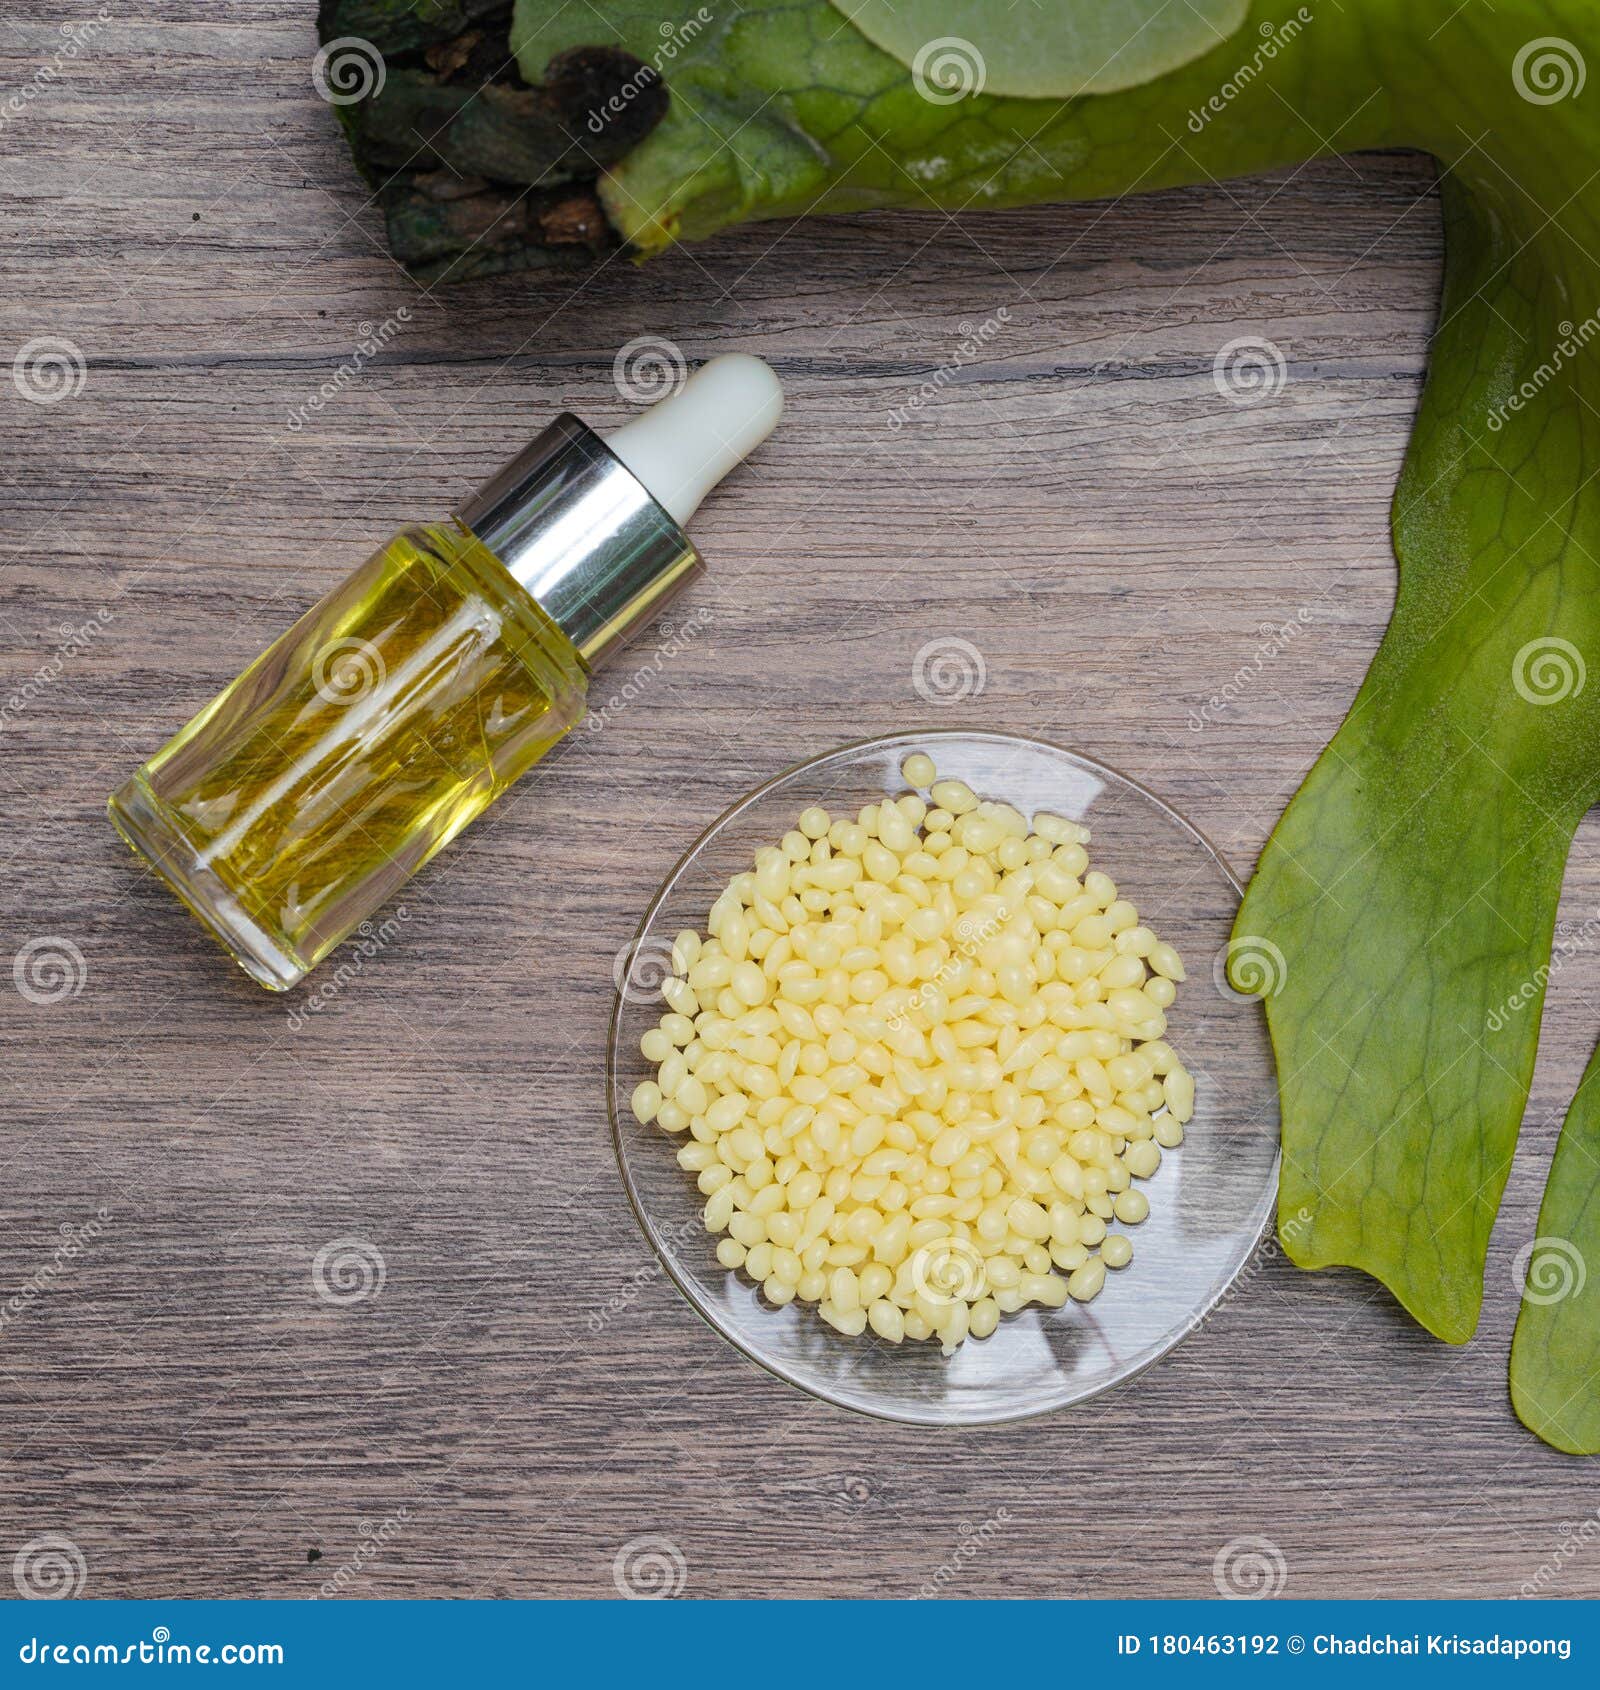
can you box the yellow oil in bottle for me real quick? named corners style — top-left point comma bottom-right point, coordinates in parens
top-left (109, 521), bottom-right (587, 989)
top-left (110, 355), bottom-right (782, 991)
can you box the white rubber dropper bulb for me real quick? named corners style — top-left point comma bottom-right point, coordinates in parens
top-left (605, 353), bottom-right (784, 528)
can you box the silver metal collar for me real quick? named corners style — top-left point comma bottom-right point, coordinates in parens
top-left (455, 415), bottom-right (702, 668)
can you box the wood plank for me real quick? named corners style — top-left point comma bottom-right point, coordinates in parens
top-left (1, 3), bottom-right (1593, 1601)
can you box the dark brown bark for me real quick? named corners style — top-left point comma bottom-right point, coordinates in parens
top-left (317, 2), bottom-right (663, 283)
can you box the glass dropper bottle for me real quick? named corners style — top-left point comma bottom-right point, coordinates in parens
top-left (108, 353), bottom-right (783, 991)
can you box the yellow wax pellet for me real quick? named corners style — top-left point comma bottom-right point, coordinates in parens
top-left (1148, 942), bottom-right (1186, 982)
top-left (1154, 1114), bottom-right (1186, 1149)
top-left (868, 1300), bottom-right (905, 1342)
top-left (1113, 1188), bottom-right (1149, 1225)
top-left (930, 779), bottom-right (978, 816)
top-left (636, 749), bottom-right (1188, 1352)
top-left (1067, 1258), bottom-right (1106, 1301)
top-left (1123, 1140), bottom-right (1161, 1180)
top-left (1163, 1064), bottom-right (1196, 1124)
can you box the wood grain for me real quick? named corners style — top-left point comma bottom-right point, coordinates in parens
top-left (1, 2), bottom-right (1595, 1602)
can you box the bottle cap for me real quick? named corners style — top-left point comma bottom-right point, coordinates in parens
top-left (455, 354), bottom-right (783, 667)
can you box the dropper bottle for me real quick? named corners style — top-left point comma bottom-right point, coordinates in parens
top-left (108, 353), bottom-right (783, 991)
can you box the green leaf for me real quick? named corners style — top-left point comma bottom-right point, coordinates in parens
top-left (508, 0), bottom-right (1346, 254)
top-left (1237, 168), bottom-right (1600, 1349)
top-left (337, 2), bottom-right (1600, 1449)
top-left (1510, 1052), bottom-right (1600, 1455)
top-left (827, 0), bottom-right (1247, 100)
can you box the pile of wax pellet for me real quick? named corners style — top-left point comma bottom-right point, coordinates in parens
top-left (629, 750), bottom-right (1194, 1353)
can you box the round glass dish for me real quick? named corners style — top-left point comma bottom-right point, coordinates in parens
top-left (607, 730), bottom-right (1279, 1426)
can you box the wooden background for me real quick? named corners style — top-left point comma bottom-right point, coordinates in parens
top-left (2, 2), bottom-right (1596, 1602)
